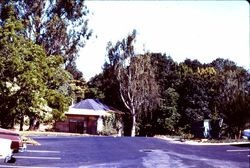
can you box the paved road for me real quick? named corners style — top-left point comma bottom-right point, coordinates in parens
top-left (0, 136), bottom-right (249, 168)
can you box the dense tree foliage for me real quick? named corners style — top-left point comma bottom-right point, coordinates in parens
top-left (209, 59), bottom-right (250, 138)
top-left (0, 5), bottom-right (71, 129)
top-left (89, 32), bottom-right (250, 138)
top-left (0, 0), bottom-right (91, 79)
top-left (0, 0), bottom-right (92, 129)
top-left (149, 53), bottom-right (180, 136)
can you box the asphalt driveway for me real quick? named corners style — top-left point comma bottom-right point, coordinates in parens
top-left (1, 136), bottom-right (249, 168)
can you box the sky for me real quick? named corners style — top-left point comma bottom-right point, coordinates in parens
top-left (76, 1), bottom-right (250, 81)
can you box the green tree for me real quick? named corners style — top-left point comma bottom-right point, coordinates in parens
top-left (140, 53), bottom-right (180, 136)
top-left (176, 60), bottom-right (219, 133)
top-left (156, 87), bottom-right (180, 135)
top-left (69, 79), bottom-right (88, 103)
top-left (211, 58), bottom-right (250, 138)
top-left (0, 6), bottom-right (71, 129)
top-left (0, 0), bottom-right (92, 79)
top-left (141, 86), bottom-right (180, 136)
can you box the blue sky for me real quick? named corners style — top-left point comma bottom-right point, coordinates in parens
top-left (76, 1), bottom-right (249, 81)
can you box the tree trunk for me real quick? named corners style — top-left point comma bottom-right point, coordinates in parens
top-left (19, 115), bottom-right (24, 131)
top-left (11, 118), bottom-right (15, 129)
top-left (131, 108), bottom-right (136, 137)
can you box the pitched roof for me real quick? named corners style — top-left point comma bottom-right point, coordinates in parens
top-left (72, 99), bottom-right (110, 111)
top-left (65, 99), bottom-right (114, 116)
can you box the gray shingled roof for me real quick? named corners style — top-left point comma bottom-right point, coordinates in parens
top-left (72, 99), bottom-right (110, 111)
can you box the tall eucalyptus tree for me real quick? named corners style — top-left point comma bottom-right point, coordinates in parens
top-left (106, 31), bottom-right (159, 136)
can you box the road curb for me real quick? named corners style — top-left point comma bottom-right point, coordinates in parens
top-left (155, 136), bottom-right (250, 146)
top-left (19, 131), bottom-right (89, 147)
top-left (18, 131), bottom-right (92, 137)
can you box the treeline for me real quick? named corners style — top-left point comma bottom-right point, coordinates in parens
top-left (0, 1), bottom-right (90, 130)
top-left (87, 31), bottom-right (250, 138)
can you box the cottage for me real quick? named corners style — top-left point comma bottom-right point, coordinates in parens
top-left (55, 99), bottom-right (120, 135)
